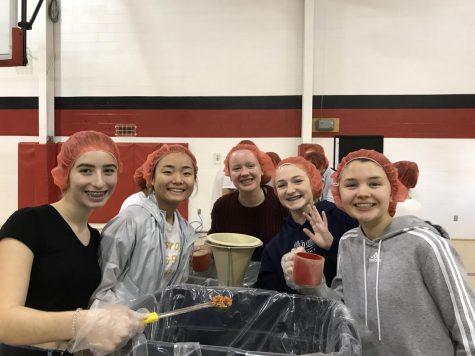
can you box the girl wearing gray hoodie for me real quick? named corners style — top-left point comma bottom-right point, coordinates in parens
top-left (282, 149), bottom-right (475, 356)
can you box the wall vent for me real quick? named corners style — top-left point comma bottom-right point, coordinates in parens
top-left (115, 124), bottom-right (137, 137)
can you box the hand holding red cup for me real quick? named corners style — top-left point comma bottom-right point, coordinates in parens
top-left (292, 251), bottom-right (325, 286)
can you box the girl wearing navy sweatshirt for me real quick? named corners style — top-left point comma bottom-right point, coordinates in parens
top-left (254, 156), bottom-right (357, 292)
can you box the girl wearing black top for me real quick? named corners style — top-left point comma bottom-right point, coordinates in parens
top-left (0, 131), bottom-right (145, 355)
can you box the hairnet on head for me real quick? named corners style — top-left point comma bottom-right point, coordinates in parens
top-left (304, 151), bottom-right (329, 171)
top-left (141, 144), bottom-right (198, 192)
top-left (224, 143), bottom-right (275, 184)
top-left (275, 156), bottom-right (323, 199)
top-left (299, 143), bottom-right (325, 156)
top-left (238, 139), bottom-right (256, 146)
top-left (266, 151), bottom-right (281, 168)
top-left (133, 163), bottom-right (147, 191)
top-left (51, 130), bottom-right (121, 191)
top-left (331, 149), bottom-right (406, 217)
top-left (394, 160), bottom-right (419, 189)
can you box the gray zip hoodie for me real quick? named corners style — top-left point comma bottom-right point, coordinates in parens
top-left (304, 216), bottom-right (475, 355)
top-left (91, 194), bottom-right (196, 306)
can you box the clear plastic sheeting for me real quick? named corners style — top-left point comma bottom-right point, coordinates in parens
top-left (115, 285), bottom-right (361, 356)
top-left (187, 261), bottom-right (261, 288)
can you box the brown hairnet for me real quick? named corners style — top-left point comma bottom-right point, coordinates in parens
top-left (238, 139), bottom-right (256, 146)
top-left (133, 163), bottom-right (147, 191)
top-left (304, 151), bottom-right (329, 171)
top-left (51, 130), bottom-right (121, 192)
top-left (223, 143), bottom-right (275, 185)
top-left (141, 144), bottom-right (198, 192)
top-left (331, 149), bottom-right (406, 217)
top-left (394, 160), bottom-right (419, 189)
top-left (299, 143), bottom-right (325, 156)
top-left (266, 151), bottom-right (281, 168)
top-left (275, 156), bottom-right (323, 199)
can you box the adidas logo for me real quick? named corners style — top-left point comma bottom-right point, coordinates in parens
top-left (369, 252), bottom-right (380, 263)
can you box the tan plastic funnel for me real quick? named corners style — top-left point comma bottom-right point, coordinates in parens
top-left (206, 233), bottom-right (263, 287)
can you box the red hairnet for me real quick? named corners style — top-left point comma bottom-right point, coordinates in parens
top-left (394, 160), bottom-right (419, 189)
top-left (331, 149), bottom-right (406, 217)
top-left (51, 130), bottom-right (121, 191)
top-left (266, 151), bottom-right (281, 168)
top-left (304, 151), bottom-right (329, 171)
top-left (299, 143), bottom-right (325, 156)
top-left (133, 163), bottom-right (147, 190)
top-left (141, 144), bottom-right (198, 192)
top-left (276, 156), bottom-right (323, 199)
top-left (238, 139), bottom-right (256, 146)
top-left (224, 143), bottom-right (275, 185)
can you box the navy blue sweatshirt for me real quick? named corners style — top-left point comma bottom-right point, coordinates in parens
top-left (254, 200), bottom-right (358, 293)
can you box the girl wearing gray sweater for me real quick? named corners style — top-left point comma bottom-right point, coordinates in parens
top-left (282, 149), bottom-right (475, 356)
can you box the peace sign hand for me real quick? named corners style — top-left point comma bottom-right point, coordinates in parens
top-left (302, 204), bottom-right (333, 250)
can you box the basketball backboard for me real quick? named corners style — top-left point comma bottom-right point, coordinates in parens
top-left (0, 0), bottom-right (16, 60)
top-left (0, 0), bottom-right (24, 67)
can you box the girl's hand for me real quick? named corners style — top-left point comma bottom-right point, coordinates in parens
top-left (68, 304), bottom-right (147, 355)
top-left (302, 205), bottom-right (333, 250)
top-left (281, 247), bottom-right (305, 289)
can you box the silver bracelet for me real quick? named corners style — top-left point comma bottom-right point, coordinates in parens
top-left (71, 308), bottom-right (82, 339)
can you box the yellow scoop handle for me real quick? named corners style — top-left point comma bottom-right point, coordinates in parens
top-left (144, 302), bottom-right (214, 325)
top-left (144, 312), bottom-right (159, 324)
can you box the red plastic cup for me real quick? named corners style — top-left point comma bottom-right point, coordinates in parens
top-left (292, 251), bottom-right (325, 286)
top-left (192, 248), bottom-right (210, 272)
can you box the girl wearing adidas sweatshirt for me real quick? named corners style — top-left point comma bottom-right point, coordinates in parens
top-left (282, 149), bottom-right (475, 356)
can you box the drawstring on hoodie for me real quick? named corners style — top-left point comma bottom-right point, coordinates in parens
top-left (363, 239), bottom-right (383, 341)
top-left (376, 240), bottom-right (382, 341)
top-left (363, 241), bottom-right (368, 328)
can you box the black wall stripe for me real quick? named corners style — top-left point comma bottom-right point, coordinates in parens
top-left (0, 97), bottom-right (38, 109)
top-left (1, 95), bottom-right (475, 110)
top-left (54, 96), bottom-right (303, 110)
top-left (313, 94), bottom-right (475, 109)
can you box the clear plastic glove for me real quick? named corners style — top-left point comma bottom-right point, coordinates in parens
top-left (67, 304), bottom-right (148, 356)
top-left (281, 246), bottom-right (305, 290)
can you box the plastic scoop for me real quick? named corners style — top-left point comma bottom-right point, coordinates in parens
top-left (144, 302), bottom-right (214, 324)
top-left (144, 295), bottom-right (232, 325)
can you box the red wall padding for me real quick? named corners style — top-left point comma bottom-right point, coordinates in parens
top-left (18, 142), bottom-right (188, 223)
top-left (18, 143), bottom-right (59, 206)
top-left (0, 28), bottom-right (24, 67)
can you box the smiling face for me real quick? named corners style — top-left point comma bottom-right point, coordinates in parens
top-left (338, 159), bottom-right (392, 234)
top-left (65, 150), bottom-right (119, 210)
top-left (153, 152), bottom-right (195, 212)
top-left (275, 164), bottom-right (314, 220)
top-left (228, 149), bottom-right (263, 193)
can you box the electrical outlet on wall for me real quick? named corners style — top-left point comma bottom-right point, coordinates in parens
top-left (213, 152), bottom-right (221, 165)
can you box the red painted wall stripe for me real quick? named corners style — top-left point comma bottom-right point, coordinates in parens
top-left (54, 109), bottom-right (303, 137)
top-left (311, 108), bottom-right (475, 139)
top-left (0, 109), bottom-right (38, 135)
top-left (1, 108), bottom-right (475, 138)
top-left (54, 108), bottom-right (475, 138)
